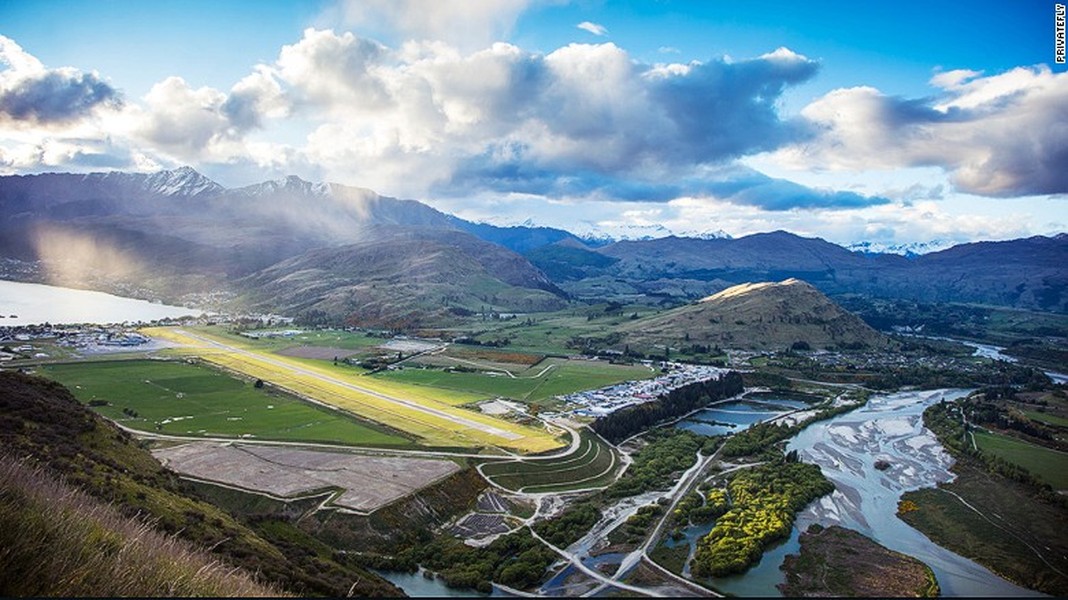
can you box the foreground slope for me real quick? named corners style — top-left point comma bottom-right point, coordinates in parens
top-left (0, 370), bottom-right (401, 597)
top-left (0, 454), bottom-right (281, 597)
top-left (618, 278), bottom-right (889, 351)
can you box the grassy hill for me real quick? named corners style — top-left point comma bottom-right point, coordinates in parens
top-left (0, 370), bottom-right (401, 597)
top-left (617, 278), bottom-right (890, 352)
top-left (239, 227), bottom-right (567, 328)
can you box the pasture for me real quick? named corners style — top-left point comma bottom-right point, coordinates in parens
top-left (40, 360), bottom-right (409, 446)
top-left (142, 327), bottom-right (564, 453)
top-left (376, 357), bottom-right (654, 405)
top-left (974, 430), bottom-right (1068, 489)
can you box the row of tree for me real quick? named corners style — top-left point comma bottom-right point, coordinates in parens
top-left (592, 372), bottom-right (744, 443)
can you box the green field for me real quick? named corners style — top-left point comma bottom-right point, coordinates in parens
top-left (215, 328), bottom-right (386, 352)
top-left (39, 360), bottom-right (411, 446)
top-left (480, 430), bottom-right (624, 492)
top-left (1023, 410), bottom-right (1068, 428)
top-left (374, 358), bottom-right (653, 405)
top-left (974, 430), bottom-right (1068, 489)
top-left (898, 461), bottom-right (1068, 595)
top-left (463, 306), bottom-right (662, 355)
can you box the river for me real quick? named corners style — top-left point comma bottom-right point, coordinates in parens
top-left (0, 280), bottom-right (201, 326)
top-left (786, 389), bottom-right (1043, 597)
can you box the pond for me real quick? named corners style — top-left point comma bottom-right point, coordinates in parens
top-left (675, 395), bottom-right (801, 437)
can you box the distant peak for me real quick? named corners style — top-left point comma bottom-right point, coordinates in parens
top-left (142, 166), bottom-right (223, 197)
top-left (237, 174), bottom-right (332, 197)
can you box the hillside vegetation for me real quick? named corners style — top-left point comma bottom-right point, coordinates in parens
top-left (238, 227), bottom-right (566, 328)
top-left (618, 278), bottom-right (889, 351)
top-left (0, 453), bottom-right (281, 597)
top-left (0, 370), bottom-right (401, 597)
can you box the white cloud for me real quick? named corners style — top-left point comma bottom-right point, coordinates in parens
top-left (576, 21), bottom-right (608, 36)
top-left (773, 65), bottom-right (1068, 197)
top-left (335, 0), bottom-right (535, 50)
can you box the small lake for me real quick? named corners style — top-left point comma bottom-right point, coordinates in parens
top-left (375, 567), bottom-right (496, 597)
top-left (0, 280), bottom-right (201, 326)
top-left (675, 396), bottom-right (802, 437)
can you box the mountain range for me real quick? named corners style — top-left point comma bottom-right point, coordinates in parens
top-left (0, 168), bottom-right (1065, 323)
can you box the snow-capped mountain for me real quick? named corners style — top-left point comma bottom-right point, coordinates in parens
top-left (140, 166), bottom-right (225, 197)
top-left (79, 166), bottom-right (224, 198)
top-left (479, 217), bottom-right (731, 243)
top-left (233, 175), bottom-right (333, 198)
top-left (846, 239), bottom-right (959, 257)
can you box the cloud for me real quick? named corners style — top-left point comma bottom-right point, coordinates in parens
top-left (256, 30), bottom-right (821, 198)
top-left (701, 168), bottom-right (891, 211)
top-left (222, 66), bottom-right (289, 130)
top-left (439, 156), bottom-right (887, 211)
top-left (577, 21), bottom-right (608, 36)
top-left (777, 65), bottom-right (1068, 197)
top-left (0, 35), bottom-right (121, 125)
top-left (334, 0), bottom-right (535, 50)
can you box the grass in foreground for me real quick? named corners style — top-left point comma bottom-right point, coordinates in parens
top-left (0, 454), bottom-right (282, 597)
top-left (779, 524), bottom-right (939, 597)
top-left (40, 359), bottom-right (410, 446)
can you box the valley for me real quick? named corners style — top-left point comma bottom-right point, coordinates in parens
top-left (1, 170), bottom-right (1065, 598)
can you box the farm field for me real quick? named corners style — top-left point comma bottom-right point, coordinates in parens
top-left (376, 357), bottom-right (654, 405)
top-left (218, 328), bottom-right (386, 352)
top-left (480, 430), bottom-right (624, 493)
top-left (142, 327), bottom-right (563, 453)
top-left (39, 360), bottom-right (410, 446)
top-left (462, 307), bottom-right (660, 355)
top-left (1023, 410), bottom-right (1068, 428)
top-left (974, 430), bottom-right (1068, 489)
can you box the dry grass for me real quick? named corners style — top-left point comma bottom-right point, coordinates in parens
top-left (0, 453), bottom-right (284, 597)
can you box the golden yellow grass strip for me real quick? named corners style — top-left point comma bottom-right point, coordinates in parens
top-left (143, 327), bottom-right (561, 453)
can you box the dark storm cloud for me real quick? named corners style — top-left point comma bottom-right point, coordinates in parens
top-left (0, 70), bottom-right (121, 124)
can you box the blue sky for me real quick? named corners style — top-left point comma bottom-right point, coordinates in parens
top-left (1, 0), bottom-right (1065, 246)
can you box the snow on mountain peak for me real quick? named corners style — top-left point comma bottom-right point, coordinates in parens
top-left (473, 217), bottom-right (733, 242)
top-left (142, 167), bottom-right (223, 197)
top-left (846, 239), bottom-right (958, 257)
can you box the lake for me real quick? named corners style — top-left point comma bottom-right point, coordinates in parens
top-left (0, 280), bottom-right (201, 326)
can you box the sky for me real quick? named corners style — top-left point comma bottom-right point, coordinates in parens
top-left (1, 0), bottom-right (1065, 246)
